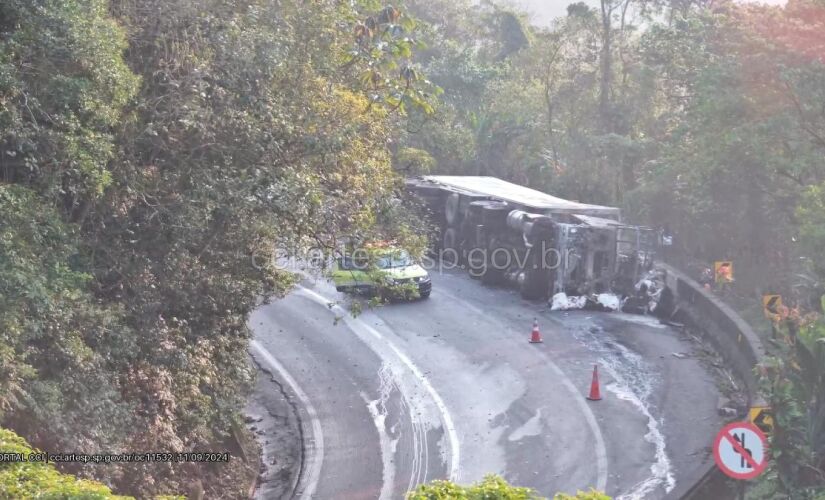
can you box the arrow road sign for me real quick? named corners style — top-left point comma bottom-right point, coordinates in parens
top-left (749, 405), bottom-right (774, 434)
top-left (713, 421), bottom-right (769, 480)
top-left (762, 295), bottom-right (782, 321)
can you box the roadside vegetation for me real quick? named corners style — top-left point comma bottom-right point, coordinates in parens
top-left (1, 0), bottom-right (428, 496)
top-left (2, 0), bottom-right (825, 498)
top-left (0, 427), bottom-right (135, 500)
top-left (754, 305), bottom-right (825, 499)
top-left (408, 476), bottom-right (608, 500)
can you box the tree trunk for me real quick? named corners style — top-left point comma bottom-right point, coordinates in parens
top-left (599, 0), bottom-right (613, 134)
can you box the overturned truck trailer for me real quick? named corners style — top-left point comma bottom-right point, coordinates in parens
top-left (406, 176), bottom-right (659, 301)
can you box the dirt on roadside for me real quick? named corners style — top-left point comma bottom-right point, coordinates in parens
top-left (245, 356), bottom-right (303, 500)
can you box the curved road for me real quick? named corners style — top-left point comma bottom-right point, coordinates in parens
top-left (249, 269), bottom-right (723, 499)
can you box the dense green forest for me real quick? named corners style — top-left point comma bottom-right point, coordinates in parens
top-left (1, 0), bottom-right (428, 496)
top-left (404, 0), bottom-right (825, 298)
top-left (1, 0), bottom-right (824, 498)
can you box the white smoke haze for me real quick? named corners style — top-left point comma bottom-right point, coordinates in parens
top-left (497, 0), bottom-right (788, 28)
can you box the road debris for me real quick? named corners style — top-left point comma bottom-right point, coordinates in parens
top-left (551, 292), bottom-right (587, 311)
top-left (718, 407), bottom-right (738, 417)
top-left (596, 293), bottom-right (622, 311)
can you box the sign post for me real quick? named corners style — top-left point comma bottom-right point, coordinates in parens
top-left (714, 421), bottom-right (769, 498)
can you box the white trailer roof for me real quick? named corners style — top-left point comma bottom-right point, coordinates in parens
top-left (412, 176), bottom-right (620, 217)
top-left (573, 214), bottom-right (629, 228)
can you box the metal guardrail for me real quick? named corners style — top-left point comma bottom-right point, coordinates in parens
top-left (657, 263), bottom-right (767, 500)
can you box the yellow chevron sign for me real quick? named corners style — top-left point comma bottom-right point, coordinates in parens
top-left (762, 295), bottom-right (783, 322)
top-left (749, 406), bottom-right (774, 434)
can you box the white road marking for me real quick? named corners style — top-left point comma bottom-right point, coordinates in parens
top-left (435, 287), bottom-right (609, 492)
top-left (584, 335), bottom-right (675, 499)
top-left (250, 340), bottom-right (324, 500)
top-left (297, 285), bottom-right (462, 483)
top-left (360, 363), bottom-right (399, 500)
top-left (404, 387), bottom-right (429, 491)
top-left (608, 373), bottom-right (675, 500)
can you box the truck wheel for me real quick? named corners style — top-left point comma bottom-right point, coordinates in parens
top-left (445, 193), bottom-right (461, 226)
top-left (442, 227), bottom-right (459, 264)
top-left (520, 253), bottom-right (551, 300)
top-left (476, 200), bottom-right (510, 227)
top-left (467, 247), bottom-right (485, 279)
top-left (481, 239), bottom-right (507, 285)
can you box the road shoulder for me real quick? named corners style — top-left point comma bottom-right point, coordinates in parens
top-left (246, 354), bottom-right (303, 499)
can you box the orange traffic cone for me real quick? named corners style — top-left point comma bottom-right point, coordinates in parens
top-left (586, 364), bottom-right (602, 401)
top-left (529, 318), bottom-right (543, 343)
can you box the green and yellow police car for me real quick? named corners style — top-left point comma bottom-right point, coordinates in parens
top-left (331, 246), bottom-right (431, 300)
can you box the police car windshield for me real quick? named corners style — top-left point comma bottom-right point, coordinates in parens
top-left (376, 251), bottom-right (412, 269)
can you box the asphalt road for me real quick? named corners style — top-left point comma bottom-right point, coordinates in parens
top-left (249, 269), bottom-right (723, 499)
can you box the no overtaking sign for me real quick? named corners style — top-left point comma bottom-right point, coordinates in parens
top-left (713, 421), bottom-right (769, 480)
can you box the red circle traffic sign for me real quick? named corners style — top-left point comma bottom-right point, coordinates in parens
top-left (713, 421), bottom-right (769, 480)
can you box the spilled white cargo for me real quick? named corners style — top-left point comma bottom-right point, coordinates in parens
top-left (551, 292), bottom-right (588, 311)
top-left (596, 293), bottom-right (622, 311)
top-left (551, 292), bottom-right (624, 312)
